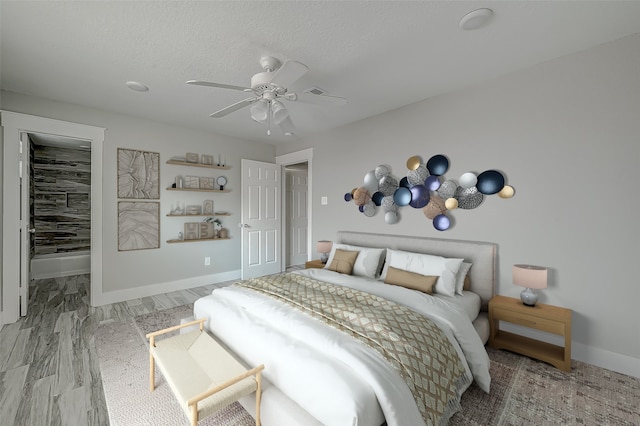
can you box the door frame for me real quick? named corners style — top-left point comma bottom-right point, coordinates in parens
top-left (1, 111), bottom-right (105, 323)
top-left (276, 148), bottom-right (313, 268)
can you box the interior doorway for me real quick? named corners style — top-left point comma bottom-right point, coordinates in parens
top-left (28, 132), bottom-right (92, 274)
top-left (285, 163), bottom-right (309, 267)
top-left (2, 111), bottom-right (105, 324)
top-left (276, 148), bottom-right (313, 270)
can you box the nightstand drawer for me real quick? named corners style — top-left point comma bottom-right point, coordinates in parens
top-left (493, 307), bottom-right (565, 335)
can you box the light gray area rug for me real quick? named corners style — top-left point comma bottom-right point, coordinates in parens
top-left (95, 304), bottom-right (254, 426)
top-left (97, 305), bottom-right (640, 426)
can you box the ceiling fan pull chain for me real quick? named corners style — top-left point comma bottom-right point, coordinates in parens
top-left (267, 100), bottom-right (272, 136)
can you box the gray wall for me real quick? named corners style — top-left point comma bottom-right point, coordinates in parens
top-left (278, 34), bottom-right (640, 369)
top-left (1, 91), bottom-right (275, 295)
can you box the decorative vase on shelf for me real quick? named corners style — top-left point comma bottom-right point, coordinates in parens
top-left (219, 228), bottom-right (228, 239)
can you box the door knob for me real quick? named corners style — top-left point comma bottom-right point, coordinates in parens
top-left (28, 228), bottom-right (36, 234)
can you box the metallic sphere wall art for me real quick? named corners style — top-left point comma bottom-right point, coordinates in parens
top-left (343, 154), bottom-right (515, 231)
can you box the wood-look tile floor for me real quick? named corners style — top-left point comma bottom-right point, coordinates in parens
top-left (0, 273), bottom-right (240, 426)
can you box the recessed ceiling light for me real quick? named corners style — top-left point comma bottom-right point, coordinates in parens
top-left (459, 8), bottom-right (493, 31)
top-left (126, 81), bottom-right (149, 92)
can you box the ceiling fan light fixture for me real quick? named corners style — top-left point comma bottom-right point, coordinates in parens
top-left (250, 99), bottom-right (269, 122)
top-left (271, 100), bottom-right (289, 125)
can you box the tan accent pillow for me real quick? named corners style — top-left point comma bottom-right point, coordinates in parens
top-left (328, 249), bottom-right (359, 275)
top-left (463, 275), bottom-right (471, 291)
top-left (384, 266), bottom-right (438, 294)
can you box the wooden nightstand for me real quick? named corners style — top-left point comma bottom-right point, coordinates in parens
top-left (489, 295), bottom-right (572, 372)
top-left (304, 259), bottom-right (325, 269)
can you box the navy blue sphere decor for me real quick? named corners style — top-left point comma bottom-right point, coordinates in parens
top-left (426, 155), bottom-right (449, 176)
top-left (433, 214), bottom-right (451, 231)
top-left (399, 177), bottom-right (411, 189)
top-left (343, 154), bottom-right (514, 230)
top-left (393, 187), bottom-right (412, 206)
top-left (425, 175), bottom-right (442, 191)
top-left (476, 170), bottom-right (505, 195)
top-left (372, 191), bottom-right (384, 206)
top-left (409, 184), bottom-right (430, 208)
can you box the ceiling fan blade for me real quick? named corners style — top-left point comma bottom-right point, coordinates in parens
top-left (269, 60), bottom-right (309, 88)
top-left (209, 97), bottom-right (259, 118)
top-left (278, 116), bottom-right (296, 136)
top-left (289, 92), bottom-right (347, 106)
top-left (187, 80), bottom-right (251, 92)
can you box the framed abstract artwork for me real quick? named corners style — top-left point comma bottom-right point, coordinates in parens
top-left (117, 148), bottom-right (160, 199)
top-left (118, 201), bottom-right (160, 251)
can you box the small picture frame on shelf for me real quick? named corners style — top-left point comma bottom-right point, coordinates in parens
top-left (186, 205), bottom-right (202, 215)
top-left (199, 222), bottom-right (215, 239)
top-left (186, 152), bottom-right (199, 163)
top-left (183, 176), bottom-right (200, 189)
top-left (203, 200), bottom-right (214, 215)
top-left (199, 177), bottom-right (214, 190)
top-left (201, 154), bottom-right (214, 165)
top-left (184, 222), bottom-right (200, 240)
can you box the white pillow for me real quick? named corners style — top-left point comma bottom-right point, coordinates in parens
top-left (380, 249), bottom-right (464, 297)
top-left (324, 243), bottom-right (386, 279)
top-left (455, 262), bottom-right (472, 296)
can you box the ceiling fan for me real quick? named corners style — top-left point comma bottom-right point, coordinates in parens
top-left (187, 56), bottom-right (347, 136)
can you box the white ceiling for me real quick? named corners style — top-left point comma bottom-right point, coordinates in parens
top-left (2, 1), bottom-right (640, 145)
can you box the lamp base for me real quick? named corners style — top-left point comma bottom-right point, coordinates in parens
top-left (320, 253), bottom-right (329, 264)
top-left (520, 288), bottom-right (538, 306)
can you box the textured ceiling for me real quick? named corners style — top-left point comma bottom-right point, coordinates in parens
top-left (2, 1), bottom-right (640, 144)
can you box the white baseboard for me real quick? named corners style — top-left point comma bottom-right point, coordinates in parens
top-left (92, 270), bottom-right (242, 306)
top-left (32, 268), bottom-right (91, 280)
top-left (572, 341), bottom-right (640, 379)
top-left (501, 323), bottom-right (639, 378)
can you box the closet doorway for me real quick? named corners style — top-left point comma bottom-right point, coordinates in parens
top-left (277, 148), bottom-right (313, 269)
top-left (1, 111), bottom-right (105, 324)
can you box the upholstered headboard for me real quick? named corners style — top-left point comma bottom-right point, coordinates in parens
top-left (337, 231), bottom-right (497, 311)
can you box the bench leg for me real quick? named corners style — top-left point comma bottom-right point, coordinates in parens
top-left (191, 403), bottom-right (198, 426)
top-left (255, 371), bottom-right (262, 426)
top-left (149, 352), bottom-right (155, 392)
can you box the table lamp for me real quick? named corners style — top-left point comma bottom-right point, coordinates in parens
top-left (317, 240), bottom-right (333, 264)
top-left (513, 264), bottom-right (547, 306)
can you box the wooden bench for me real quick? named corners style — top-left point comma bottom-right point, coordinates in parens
top-left (146, 318), bottom-right (264, 426)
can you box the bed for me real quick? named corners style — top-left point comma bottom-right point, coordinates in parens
top-left (193, 231), bottom-right (497, 426)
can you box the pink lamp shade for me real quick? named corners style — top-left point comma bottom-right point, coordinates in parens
top-left (317, 240), bottom-right (333, 263)
top-left (513, 265), bottom-right (548, 289)
top-left (513, 264), bottom-right (547, 306)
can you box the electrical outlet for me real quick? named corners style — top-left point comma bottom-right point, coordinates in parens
top-left (321, 196), bottom-right (328, 205)
top-left (204, 257), bottom-right (211, 266)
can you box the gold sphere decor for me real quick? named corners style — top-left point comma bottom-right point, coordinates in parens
top-left (498, 185), bottom-right (515, 199)
top-left (406, 155), bottom-right (422, 171)
top-left (445, 198), bottom-right (459, 210)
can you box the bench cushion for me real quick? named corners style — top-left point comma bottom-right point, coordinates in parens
top-left (152, 330), bottom-right (257, 419)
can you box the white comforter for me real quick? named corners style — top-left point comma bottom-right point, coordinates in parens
top-left (193, 269), bottom-right (490, 426)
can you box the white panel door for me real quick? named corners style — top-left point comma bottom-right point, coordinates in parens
top-left (19, 132), bottom-right (31, 316)
top-left (286, 169), bottom-right (308, 267)
top-left (241, 159), bottom-right (282, 279)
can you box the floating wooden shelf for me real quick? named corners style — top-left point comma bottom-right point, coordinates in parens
top-left (166, 159), bottom-right (231, 170)
top-left (166, 237), bottom-right (231, 244)
top-left (166, 213), bottom-right (231, 217)
top-left (166, 187), bottom-right (230, 193)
